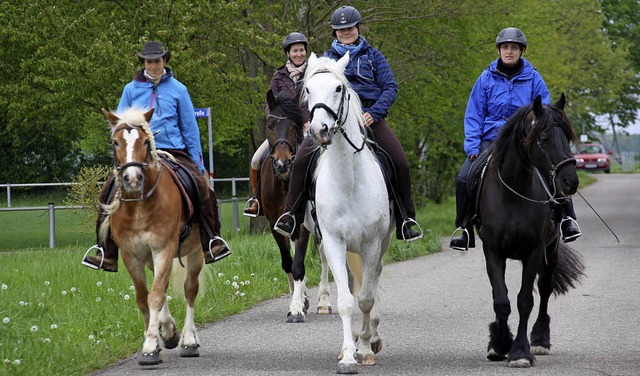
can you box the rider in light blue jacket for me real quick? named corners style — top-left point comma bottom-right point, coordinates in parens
top-left (450, 27), bottom-right (581, 251)
top-left (117, 67), bottom-right (205, 174)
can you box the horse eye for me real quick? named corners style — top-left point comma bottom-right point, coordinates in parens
top-left (112, 140), bottom-right (119, 148)
top-left (335, 85), bottom-right (342, 93)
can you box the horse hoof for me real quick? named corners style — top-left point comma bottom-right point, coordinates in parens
top-left (531, 345), bottom-right (550, 355)
top-left (179, 345), bottom-right (200, 358)
top-left (487, 348), bottom-right (507, 361)
top-left (509, 358), bottom-right (532, 368)
top-left (371, 339), bottom-right (383, 354)
top-left (337, 362), bottom-right (358, 374)
top-left (356, 353), bottom-right (375, 366)
top-left (163, 333), bottom-right (180, 350)
top-left (138, 349), bottom-right (162, 366)
top-left (286, 312), bottom-right (305, 323)
top-left (317, 306), bottom-right (332, 314)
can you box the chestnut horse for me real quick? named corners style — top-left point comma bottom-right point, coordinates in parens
top-left (260, 90), bottom-right (332, 322)
top-left (101, 108), bottom-right (208, 365)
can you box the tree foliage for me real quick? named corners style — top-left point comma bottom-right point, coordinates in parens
top-left (0, 0), bottom-right (637, 203)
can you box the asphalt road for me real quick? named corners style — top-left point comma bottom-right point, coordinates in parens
top-left (94, 173), bottom-right (640, 376)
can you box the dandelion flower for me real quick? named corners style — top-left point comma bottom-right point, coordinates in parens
top-left (232, 282), bottom-right (239, 289)
top-left (233, 275), bottom-right (239, 280)
top-left (273, 277), bottom-right (278, 282)
top-left (88, 335), bottom-right (95, 341)
top-left (225, 280), bottom-right (230, 285)
top-left (61, 291), bottom-right (67, 296)
top-left (11, 359), bottom-right (21, 366)
top-left (95, 297), bottom-right (101, 302)
top-left (124, 295), bottom-right (130, 301)
top-left (107, 288), bottom-right (114, 293)
top-left (129, 285), bottom-right (135, 291)
top-left (1, 284), bottom-right (7, 290)
top-left (30, 326), bottom-right (38, 332)
top-left (70, 287), bottom-right (77, 293)
top-left (19, 301), bottom-right (26, 307)
top-left (96, 281), bottom-right (102, 287)
top-left (240, 292), bottom-right (246, 297)
top-left (42, 338), bottom-right (51, 343)
top-left (240, 281), bottom-right (245, 286)
top-left (234, 291), bottom-right (240, 295)
top-left (50, 324), bottom-right (58, 329)
top-left (167, 296), bottom-right (172, 301)
top-left (2, 317), bottom-right (10, 324)
top-left (217, 272), bottom-right (224, 278)
top-left (245, 280), bottom-right (251, 285)
top-left (251, 273), bottom-right (256, 277)
top-left (44, 281), bottom-right (50, 286)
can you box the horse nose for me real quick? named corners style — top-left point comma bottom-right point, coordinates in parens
top-left (560, 173), bottom-right (579, 195)
top-left (123, 169), bottom-right (144, 189)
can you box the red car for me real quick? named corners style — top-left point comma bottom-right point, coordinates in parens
top-left (573, 143), bottom-right (611, 173)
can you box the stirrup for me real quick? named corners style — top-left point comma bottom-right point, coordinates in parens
top-left (560, 217), bottom-right (581, 242)
top-left (208, 236), bottom-right (232, 262)
top-left (450, 227), bottom-right (471, 251)
top-left (242, 197), bottom-right (260, 218)
top-left (81, 245), bottom-right (104, 270)
top-left (273, 212), bottom-right (296, 238)
top-left (401, 218), bottom-right (424, 243)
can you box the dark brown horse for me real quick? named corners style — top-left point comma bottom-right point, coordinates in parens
top-left (101, 108), bottom-right (209, 365)
top-left (261, 90), bottom-right (331, 322)
top-left (474, 95), bottom-right (585, 367)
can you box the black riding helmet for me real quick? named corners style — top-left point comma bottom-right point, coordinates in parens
top-left (331, 6), bottom-right (362, 29)
top-left (282, 32), bottom-right (308, 52)
top-left (495, 27), bottom-right (527, 50)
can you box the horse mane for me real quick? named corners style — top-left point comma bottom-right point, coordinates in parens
top-left (272, 92), bottom-right (304, 127)
top-left (491, 101), bottom-right (577, 167)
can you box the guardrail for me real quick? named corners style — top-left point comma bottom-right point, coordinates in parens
top-left (0, 177), bottom-right (250, 248)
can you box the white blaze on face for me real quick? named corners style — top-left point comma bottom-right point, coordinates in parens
top-left (123, 129), bottom-right (140, 163)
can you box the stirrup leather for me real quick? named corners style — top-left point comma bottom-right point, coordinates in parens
top-left (450, 227), bottom-right (471, 251)
top-left (242, 197), bottom-right (260, 218)
top-left (560, 217), bottom-right (581, 241)
top-left (273, 212), bottom-right (296, 238)
top-left (81, 245), bottom-right (105, 270)
top-left (401, 218), bottom-right (424, 243)
top-left (207, 236), bottom-right (232, 262)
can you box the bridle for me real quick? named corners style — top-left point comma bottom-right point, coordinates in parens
top-left (307, 69), bottom-right (364, 153)
top-left (497, 115), bottom-right (576, 205)
top-left (112, 123), bottom-right (163, 202)
top-left (266, 114), bottom-right (297, 157)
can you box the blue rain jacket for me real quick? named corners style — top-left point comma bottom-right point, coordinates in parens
top-left (464, 58), bottom-right (550, 156)
top-left (117, 68), bottom-right (205, 173)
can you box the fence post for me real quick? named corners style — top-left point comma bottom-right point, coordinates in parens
top-left (48, 203), bottom-right (56, 248)
top-left (231, 178), bottom-right (240, 231)
top-left (7, 183), bottom-right (11, 208)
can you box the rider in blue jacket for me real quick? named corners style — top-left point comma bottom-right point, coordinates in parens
top-left (450, 27), bottom-right (581, 250)
top-left (82, 41), bottom-right (231, 272)
top-left (274, 5), bottom-right (423, 242)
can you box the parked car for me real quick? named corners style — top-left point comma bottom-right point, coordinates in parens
top-left (573, 143), bottom-right (611, 173)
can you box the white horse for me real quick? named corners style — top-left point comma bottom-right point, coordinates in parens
top-left (302, 52), bottom-right (394, 374)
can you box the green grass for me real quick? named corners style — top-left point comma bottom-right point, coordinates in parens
top-left (0, 198), bottom-right (443, 376)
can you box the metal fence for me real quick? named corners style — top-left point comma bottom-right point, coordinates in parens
top-left (0, 178), bottom-right (250, 248)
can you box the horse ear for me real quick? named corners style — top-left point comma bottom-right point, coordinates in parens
top-left (308, 52), bottom-right (318, 66)
top-left (336, 51), bottom-right (350, 72)
top-left (532, 95), bottom-right (543, 117)
top-left (266, 89), bottom-right (276, 112)
top-left (101, 108), bottom-right (120, 127)
top-left (554, 93), bottom-right (566, 110)
top-left (143, 108), bottom-right (155, 123)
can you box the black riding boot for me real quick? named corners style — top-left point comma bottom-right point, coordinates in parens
top-left (82, 176), bottom-right (119, 272)
top-left (450, 180), bottom-right (475, 251)
top-left (559, 199), bottom-right (581, 243)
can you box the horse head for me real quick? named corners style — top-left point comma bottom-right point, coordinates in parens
top-left (265, 90), bottom-right (302, 180)
top-left (102, 108), bottom-right (158, 197)
top-left (303, 52), bottom-right (363, 146)
top-left (526, 94), bottom-right (579, 197)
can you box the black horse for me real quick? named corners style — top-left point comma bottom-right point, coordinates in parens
top-left (473, 94), bottom-right (585, 367)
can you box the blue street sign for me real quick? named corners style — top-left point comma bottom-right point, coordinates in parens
top-left (194, 108), bottom-right (209, 118)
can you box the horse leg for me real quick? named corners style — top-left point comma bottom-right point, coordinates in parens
top-left (530, 244), bottom-right (557, 355)
top-left (288, 226), bottom-right (310, 323)
top-left (316, 241), bottom-right (333, 314)
top-left (180, 251), bottom-right (204, 358)
top-left (483, 251), bottom-right (513, 361)
top-left (355, 253), bottom-right (383, 366)
top-left (324, 239), bottom-right (357, 374)
top-left (159, 301), bottom-right (179, 349)
top-left (508, 257), bottom-right (540, 367)
top-left (139, 253), bottom-right (173, 365)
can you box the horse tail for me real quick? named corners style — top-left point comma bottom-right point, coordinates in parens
top-left (552, 242), bottom-right (586, 295)
top-left (346, 252), bottom-right (363, 294)
top-left (171, 258), bottom-right (210, 300)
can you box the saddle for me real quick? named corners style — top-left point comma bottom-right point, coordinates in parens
top-left (463, 146), bottom-right (493, 229)
top-left (159, 155), bottom-right (198, 222)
